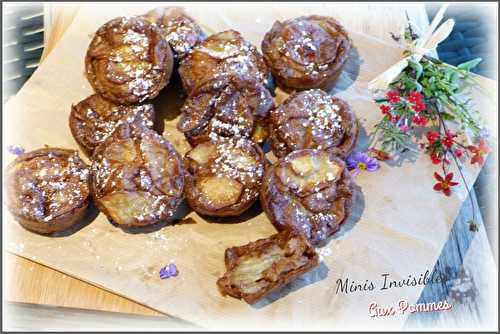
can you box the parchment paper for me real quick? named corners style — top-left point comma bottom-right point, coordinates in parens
top-left (3, 3), bottom-right (497, 330)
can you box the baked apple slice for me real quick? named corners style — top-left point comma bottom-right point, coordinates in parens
top-left (70, 94), bottom-right (154, 155)
top-left (178, 29), bottom-right (269, 95)
top-left (91, 123), bottom-right (185, 227)
top-left (142, 7), bottom-right (206, 60)
top-left (184, 136), bottom-right (265, 217)
top-left (217, 229), bottom-right (319, 304)
top-left (261, 149), bottom-right (354, 245)
top-left (177, 78), bottom-right (273, 146)
top-left (269, 89), bottom-right (358, 158)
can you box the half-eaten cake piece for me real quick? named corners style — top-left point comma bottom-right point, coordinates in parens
top-left (216, 229), bottom-right (319, 304)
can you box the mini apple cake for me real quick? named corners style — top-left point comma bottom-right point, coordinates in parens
top-left (91, 123), bottom-right (185, 227)
top-left (69, 94), bottom-right (155, 155)
top-left (261, 149), bottom-right (354, 245)
top-left (184, 136), bottom-right (266, 217)
top-left (85, 16), bottom-right (174, 104)
top-left (6, 148), bottom-right (91, 234)
top-left (269, 89), bottom-right (357, 158)
top-left (217, 229), bottom-right (319, 304)
top-left (177, 78), bottom-right (273, 145)
top-left (262, 15), bottom-right (351, 91)
top-left (142, 7), bottom-right (206, 60)
top-left (178, 30), bottom-right (269, 95)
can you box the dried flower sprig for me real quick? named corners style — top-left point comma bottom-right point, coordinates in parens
top-left (370, 20), bottom-right (491, 232)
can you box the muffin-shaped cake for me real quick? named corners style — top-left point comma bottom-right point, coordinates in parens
top-left (178, 30), bottom-right (269, 95)
top-left (177, 78), bottom-right (273, 145)
top-left (261, 149), bottom-right (354, 246)
top-left (142, 7), bottom-right (206, 60)
top-left (70, 94), bottom-right (155, 155)
top-left (6, 148), bottom-right (91, 234)
top-left (85, 16), bottom-right (174, 104)
top-left (262, 15), bottom-right (351, 91)
top-left (184, 136), bottom-right (266, 217)
top-left (91, 123), bottom-right (184, 227)
top-left (269, 89), bottom-right (357, 158)
top-left (217, 229), bottom-right (319, 304)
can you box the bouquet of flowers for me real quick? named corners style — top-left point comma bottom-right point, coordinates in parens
top-left (365, 5), bottom-right (492, 231)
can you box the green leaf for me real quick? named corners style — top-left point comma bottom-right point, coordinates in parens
top-left (457, 58), bottom-right (482, 72)
top-left (413, 81), bottom-right (423, 92)
top-left (440, 112), bottom-right (455, 121)
top-left (444, 68), bottom-right (452, 81)
top-left (438, 93), bottom-right (449, 104)
top-left (423, 88), bottom-right (433, 96)
top-left (409, 60), bottom-right (423, 80)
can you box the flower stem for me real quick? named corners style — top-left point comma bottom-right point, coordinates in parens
top-left (436, 104), bottom-right (477, 224)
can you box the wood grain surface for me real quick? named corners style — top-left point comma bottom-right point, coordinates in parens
top-left (3, 3), bottom-right (496, 331)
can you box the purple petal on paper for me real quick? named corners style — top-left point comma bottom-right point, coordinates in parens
top-left (159, 262), bottom-right (178, 279)
top-left (346, 155), bottom-right (358, 169)
top-left (7, 145), bottom-right (25, 156)
top-left (365, 157), bottom-right (379, 172)
top-left (354, 151), bottom-right (366, 162)
top-left (366, 162), bottom-right (379, 172)
top-left (168, 263), bottom-right (178, 277)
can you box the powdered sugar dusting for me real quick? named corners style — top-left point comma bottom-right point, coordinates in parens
top-left (273, 90), bottom-right (346, 153)
top-left (10, 151), bottom-right (90, 222)
top-left (188, 136), bottom-right (264, 208)
top-left (92, 129), bottom-right (183, 224)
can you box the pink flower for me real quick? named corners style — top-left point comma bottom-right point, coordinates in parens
top-left (454, 148), bottom-right (463, 158)
top-left (430, 152), bottom-right (442, 164)
top-left (412, 101), bottom-right (426, 112)
top-left (408, 90), bottom-right (424, 104)
top-left (412, 115), bottom-right (428, 126)
top-left (387, 90), bottom-right (400, 103)
top-left (468, 139), bottom-right (490, 165)
top-left (426, 131), bottom-right (440, 144)
top-left (433, 172), bottom-right (459, 196)
top-left (441, 130), bottom-right (455, 148)
top-left (379, 104), bottom-right (391, 115)
top-left (390, 114), bottom-right (401, 123)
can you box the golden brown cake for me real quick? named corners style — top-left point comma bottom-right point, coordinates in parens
top-left (6, 148), bottom-right (91, 234)
top-left (262, 15), bottom-right (351, 91)
top-left (91, 122), bottom-right (185, 227)
top-left (184, 136), bottom-right (266, 217)
top-left (178, 30), bottom-right (269, 95)
top-left (85, 16), bottom-right (174, 104)
top-left (142, 7), bottom-right (206, 60)
top-left (261, 149), bottom-right (354, 245)
top-left (69, 94), bottom-right (155, 155)
top-left (217, 229), bottom-right (319, 304)
top-left (177, 78), bottom-right (273, 146)
top-left (269, 89), bottom-right (358, 158)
